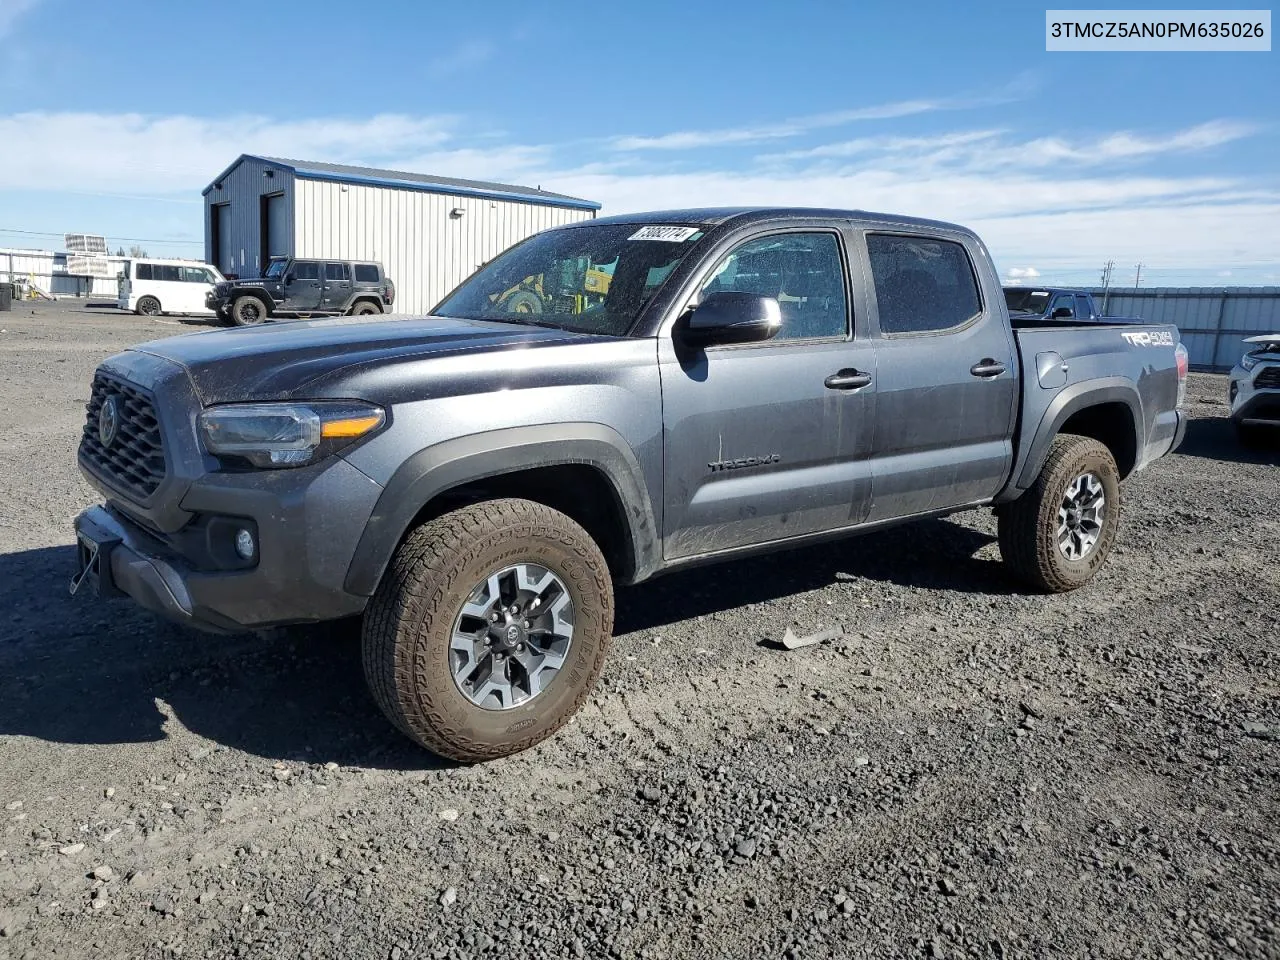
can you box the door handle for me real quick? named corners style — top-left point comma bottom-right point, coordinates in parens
top-left (824, 369), bottom-right (873, 390)
top-left (970, 359), bottom-right (1007, 379)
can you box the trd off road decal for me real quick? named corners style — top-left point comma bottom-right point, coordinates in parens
top-left (1121, 329), bottom-right (1175, 347)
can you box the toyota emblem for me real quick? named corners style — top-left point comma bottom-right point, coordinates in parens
top-left (98, 395), bottom-right (120, 448)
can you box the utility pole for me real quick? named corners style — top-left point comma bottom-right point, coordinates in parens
top-left (1134, 262), bottom-right (1144, 288)
top-left (1099, 260), bottom-right (1114, 313)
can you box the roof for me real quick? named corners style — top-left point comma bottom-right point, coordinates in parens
top-left (581, 206), bottom-right (978, 235)
top-left (202, 155), bottom-right (600, 211)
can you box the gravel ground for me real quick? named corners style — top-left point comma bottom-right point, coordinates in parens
top-left (0, 303), bottom-right (1277, 960)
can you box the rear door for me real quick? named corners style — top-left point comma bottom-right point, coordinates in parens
top-left (321, 262), bottom-right (353, 313)
top-left (660, 226), bottom-right (877, 558)
top-left (859, 230), bottom-right (1018, 521)
top-left (283, 260), bottom-right (323, 312)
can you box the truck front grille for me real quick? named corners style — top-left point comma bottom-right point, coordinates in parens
top-left (79, 373), bottom-right (167, 499)
top-left (1255, 365), bottom-right (1280, 389)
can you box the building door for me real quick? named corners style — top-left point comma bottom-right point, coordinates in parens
top-left (212, 204), bottom-right (232, 277)
top-left (260, 193), bottom-right (289, 273)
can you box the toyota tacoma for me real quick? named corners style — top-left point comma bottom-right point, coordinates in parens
top-left (72, 208), bottom-right (1188, 761)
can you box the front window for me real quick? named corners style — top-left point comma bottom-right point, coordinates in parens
top-left (264, 259), bottom-right (289, 279)
top-left (1004, 288), bottom-right (1050, 315)
top-left (434, 223), bottom-right (706, 336)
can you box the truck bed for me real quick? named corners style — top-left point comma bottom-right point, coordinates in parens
top-left (1003, 320), bottom-right (1183, 499)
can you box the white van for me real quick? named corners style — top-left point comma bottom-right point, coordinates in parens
top-left (118, 259), bottom-right (225, 317)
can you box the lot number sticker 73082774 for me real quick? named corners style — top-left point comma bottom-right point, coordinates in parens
top-left (628, 226), bottom-right (701, 242)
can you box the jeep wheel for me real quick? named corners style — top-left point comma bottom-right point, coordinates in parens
top-left (136, 296), bottom-right (161, 317)
top-left (350, 301), bottom-right (382, 316)
top-left (998, 434), bottom-right (1121, 593)
top-left (362, 498), bottom-right (613, 762)
top-left (230, 295), bottom-right (269, 326)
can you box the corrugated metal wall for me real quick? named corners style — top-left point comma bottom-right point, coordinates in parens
top-left (1090, 287), bottom-right (1280, 370)
top-left (292, 179), bottom-right (593, 314)
top-left (1, 248), bottom-right (125, 297)
top-left (203, 156), bottom-right (294, 278)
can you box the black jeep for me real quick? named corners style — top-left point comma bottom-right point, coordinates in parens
top-left (208, 258), bottom-right (395, 326)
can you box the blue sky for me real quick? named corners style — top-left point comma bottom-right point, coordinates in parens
top-left (0, 0), bottom-right (1276, 286)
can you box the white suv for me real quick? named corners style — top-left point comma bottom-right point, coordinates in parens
top-left (1229, 334), bottom-right (1280, 444)
top-left (118, 259), bottom-right (225, 317)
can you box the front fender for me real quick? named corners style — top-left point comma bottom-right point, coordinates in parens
top-left (342, 422), bottom-right (659, 596)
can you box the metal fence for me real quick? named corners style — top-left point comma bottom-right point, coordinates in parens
top-left (1091, 286), bottom-right (1280, 371)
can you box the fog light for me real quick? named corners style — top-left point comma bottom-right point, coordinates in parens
top-left (234, 528), bottom-right (256, 561)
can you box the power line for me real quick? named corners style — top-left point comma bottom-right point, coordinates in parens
top-left (0, 227), bottom-right (202, 246)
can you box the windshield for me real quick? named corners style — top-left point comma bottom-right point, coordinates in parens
top-left (434, 223), bottom-right (706, 336)
top-left (1004, 289), bottom-right (1051, 314)
top-left (264, 259), bottom-right (288, 279)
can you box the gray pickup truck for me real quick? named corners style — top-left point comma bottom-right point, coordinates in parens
top-left (72, 208), bottom-right (1187, 761)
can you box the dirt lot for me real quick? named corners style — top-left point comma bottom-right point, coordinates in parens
top-left (0, 302), bottom-right (1277, 960)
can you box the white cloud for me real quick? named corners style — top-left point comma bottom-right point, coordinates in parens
top-left (0, 0), bottom-right (39, 39)
top-left (0, 112), bottom-right (454, 193)
top-left (0, 106), bottom-right (1273, 282)
top-left (610, 99), bottom-right (942, 150)
top-left (1006, 267), bottom-right (1041, 281)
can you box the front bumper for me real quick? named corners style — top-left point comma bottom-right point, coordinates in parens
top-left (74, 455), bottom-right (383, 633)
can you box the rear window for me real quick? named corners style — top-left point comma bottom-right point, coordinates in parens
top-left (155, 265), bottom-right (181, 282)
top-left (353, 264), bottom-right (380, 283)
top-left (324, 262), bottom-right (349, 281)
top-left (866, 234), bottom-right (982, 335)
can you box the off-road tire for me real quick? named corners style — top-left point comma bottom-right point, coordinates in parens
top-left (230, 295), bottom-right (269, 326)
top-left (998, 434), bottom-right (1121, 593)
top-left (136, 296), bottom-right (161, 317)
top-left (362, 498), bottom-right (613, 762)
top-left (350, 300), bottom-right (382, 316)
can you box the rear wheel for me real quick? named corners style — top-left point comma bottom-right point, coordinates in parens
top-left (231, 295), bottom-right (269, 326)
top-left (136, 296), bottom-right (161, 317)
top-left (362, 498), bottom-right (613, 762)
top-left (350, 300), bottom-right (382, 316)
top-left (998, 435), bottom-right (1121, 593)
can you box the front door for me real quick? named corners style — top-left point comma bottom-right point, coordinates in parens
top-left (660, 229), bottom-right (877, 559)
top-left (860, 231), bottom-right (1018, 521)
top-left (321, 262), bottom-right (353, 313)
top-left (282, 260), bottom-right (323, 312)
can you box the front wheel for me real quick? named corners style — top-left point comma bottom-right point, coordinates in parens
top-left (230, 295), bottom-right (269, 326)
top-left (362, 498), bottom-right (613, 762)
top-left (998, 435), bottom-right (1121, 593)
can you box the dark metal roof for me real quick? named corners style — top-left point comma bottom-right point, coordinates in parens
top-left (580, 206), bottom-right (977, 235)
top-left (202, 154), bottom-right (600, 211)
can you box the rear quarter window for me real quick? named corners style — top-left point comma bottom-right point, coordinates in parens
top-left (353, 264), bottom-right (380, 283)
top-left (136, 263), bottom-right (153, 280)
top-left (866, 234), bottom-right (982, 335)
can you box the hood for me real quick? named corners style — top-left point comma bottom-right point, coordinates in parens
top-left (131, 314), bottom-right (585, 404)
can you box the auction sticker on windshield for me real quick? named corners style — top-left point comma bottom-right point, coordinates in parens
top-left (628, 226), bottom-right (702, 242)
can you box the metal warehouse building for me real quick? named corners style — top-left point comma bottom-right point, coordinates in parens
top-left (202, 155), bottom-right (600, 314)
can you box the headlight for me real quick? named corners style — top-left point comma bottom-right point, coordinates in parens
top-left (1241, 354), bottom-right (1258, 371)
top-left (198, 401), bottom-right (385, 468)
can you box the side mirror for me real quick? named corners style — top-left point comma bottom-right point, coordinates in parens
top-left (681, 292), bottom-right (782, 347)
top-left (1051, 306), bottom-right (1073, 319)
